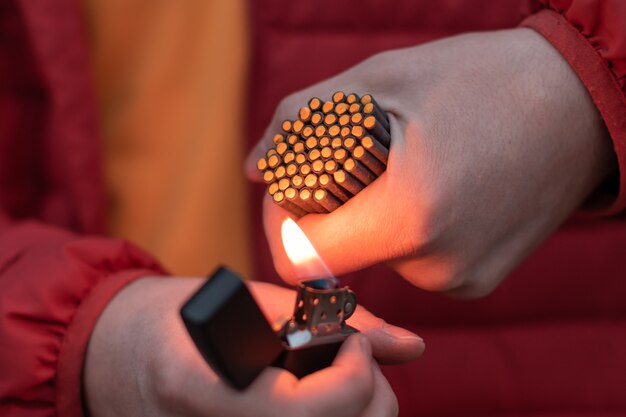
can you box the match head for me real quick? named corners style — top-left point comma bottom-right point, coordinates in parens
top-left (281, 120), bottom-right (293, 132)
top-left (308, 97), bottom-right (322, 111)
top-left (332, 91), bottom-right (346, 103)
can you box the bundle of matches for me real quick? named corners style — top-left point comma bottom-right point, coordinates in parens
top-left (257, 92), bottom-right (391, 217)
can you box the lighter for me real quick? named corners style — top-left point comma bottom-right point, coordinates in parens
top-left (180, 266), bottom-right (357, 390)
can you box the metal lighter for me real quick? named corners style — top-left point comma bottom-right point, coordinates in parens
top-left (180, 266), bottom-right (357, 390)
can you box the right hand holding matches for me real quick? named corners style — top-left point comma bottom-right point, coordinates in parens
top-left (247, 28), bottom-right (616, 298)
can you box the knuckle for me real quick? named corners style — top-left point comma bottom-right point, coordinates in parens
top-left (394, 256), bottom-right (465, 292)
top-left (150, 351), bottom-right (186, 407)
top-left (348, 367), bottom-right (376, 406)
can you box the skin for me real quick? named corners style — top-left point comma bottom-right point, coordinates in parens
top-left (246, 28), bottom-right (617, 298)
top-left (84, 277), bottom-right (424, 417)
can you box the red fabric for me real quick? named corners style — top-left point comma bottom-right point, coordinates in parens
top-left (1, 0), bottom-right (625, 417)
top-left (0, 1), bottom-right (166, 416)
top-left (246, 1), bottom-right (626, 416)
top-left (523, 2), bottom-right (626, 215)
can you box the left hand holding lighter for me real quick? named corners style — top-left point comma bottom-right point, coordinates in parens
top-left (84, 277), bottom-right (424, 417)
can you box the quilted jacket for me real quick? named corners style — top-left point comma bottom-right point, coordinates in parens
top-left (1, 0), bottom-right (625, 416)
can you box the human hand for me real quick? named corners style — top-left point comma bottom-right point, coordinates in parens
top-left (84, 277), bottom-right (424, 417)
top-left (246, 28), bottom-right (616, 298)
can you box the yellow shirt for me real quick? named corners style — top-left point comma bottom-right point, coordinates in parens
top-left (85, 0), bottom-right (250, 277)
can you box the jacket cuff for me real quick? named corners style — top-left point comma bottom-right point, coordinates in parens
top-left (522, 9), bottom-right (626, 215)
top-left (56, 269), bottom-right (163, 417)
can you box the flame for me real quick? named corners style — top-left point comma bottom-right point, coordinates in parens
top-left (281, 218), bottom-right (334, 280)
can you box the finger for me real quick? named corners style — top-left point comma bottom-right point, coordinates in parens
top-left (359, 362), bottom-right (398, 417)
top-left (247, 281), bottom-right (296, 328)
top-left (262, 115), bottom-right (417, 284)
top-left (263, 140), bottom-right (407, 285)
top-left (348, 305), bottom-right (425, 365)
top-left (295, 334), bottom-right (375, 417)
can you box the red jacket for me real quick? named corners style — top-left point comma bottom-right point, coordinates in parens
top-left (1, 1), bottom-right (625, 417)
top-left (247, 0), bottom-right (626, 416)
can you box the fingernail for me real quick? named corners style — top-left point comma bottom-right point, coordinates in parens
top-left (383, 323), bottom-right (423, 342)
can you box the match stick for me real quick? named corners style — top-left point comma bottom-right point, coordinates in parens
top-left (363, 115), bottom-right (391, 147)
top-left (304, 173), bottom-right (319, 188)
top-left (302, 125), bottom-right (314, 138)
top-left (346, 93), bottom-right (359, 104)
top-left (274, 165), bottom-right (287, 180)
top-left (327, 125), bottom-right (341, 137)
top-left (263, 170), bottom-right (275, 183)
top-left (292, 119), bottom-right (304, 134)
top-left (257, 157), bottom-right (268, 171)
top-left (267, 155), bottom-right (282, 168)
top-left (333, 148), bottom-right (348, 164)
top-left (340, 126), bottom-right (351, 138)
top-left (320, 146), bottom-right (333, 160)
top-left (283, 151), bottom-right (295, 164)
top-left (305, 137), bottom-right (318, 150)
top-left (268, 182), bottom-right (279, 195)
top-left (318, 136), bottom-right (331, 147)
top-left (291, 174), bottom-right (304, 189)
top-left (322, 101), bottom-right (334, 114)
top-left (308, 149), bottom-right (321, 161)
top-left (334, 102), bottom-right (349, 115)
top-left (333, 169), bottom-right (364, 195)
top-left (293, 142), bottom-right (305, 153)
top-left (324, 159), bottom-right (339, 174)
top-left (350, 125), bottom-right (365, 139)
top-left (350, 113), bottom-right (364, 125)
top-left (361, 135), bottom-right (389, 164)
top-left (308, 97), bottom-right (322, 111)
top-left (281, 120), bottom-right (293, 133)
top-left (339, 114), bottom-right (351, 126)
top-left (295, 152), bottom-right (307, 165)
top-left (342, 137), bottom-right (356, 152)
top-left (324, 113), bottom-right (338, 126)
top-left (349, 103), bottom-right (361, 114)
top-left (274, 191), bottom-right (307, 217)
top-left (319, 173), bottom-right (351, 202)
top-left (286, 163), bottom-right (299, 177)
top-left (311, 159), bottom-right (325, 174)
top-left (276, 142), bottom-right (289, 155)
top-left (299, 163), bottom-right (312, 176)
top-left (360, 94), bottom-right (373, 105)
top-left (331, 137), bottom-right (343, 149)
top-left (343, 157), bottom-right (376, 185)
top-left (298, 106), bottom-right (312, 122)
top-left (278, 177), bottom-right (290, 191)
top-left (310, 112), bottom-right (323, 126)
top-left (352, 145), bottom-right (385, 176)
top-left (287, 134), bottom-right (299, 145)
top-left (332, 91), bottom-right (346, 103)
top-left (314, 188), bottom-right (342, 212)
top-left (315, 125), bottom-right (327, 137)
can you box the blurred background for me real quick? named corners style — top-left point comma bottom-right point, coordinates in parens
top-left (86, 0), bottom-right (251, 277)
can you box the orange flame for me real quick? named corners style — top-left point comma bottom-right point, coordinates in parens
top-left (281, 218), bottom-right (334, 280)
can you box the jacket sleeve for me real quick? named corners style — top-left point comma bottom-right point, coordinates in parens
top-left (0, 220), bottom-right (168, 417)
top-left (522, 0), bottom-right (626, 215)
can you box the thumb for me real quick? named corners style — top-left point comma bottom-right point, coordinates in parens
top-left (263, 167), bottom-right (405, 283)
top-left (348, 305), bottom-right (425, 364)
